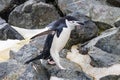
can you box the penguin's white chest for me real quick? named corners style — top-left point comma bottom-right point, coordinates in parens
top-left (51, 27), bottom-right (71, 52)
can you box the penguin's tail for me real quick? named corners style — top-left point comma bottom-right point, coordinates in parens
top-left (25, 54), bottom-right (43, 64)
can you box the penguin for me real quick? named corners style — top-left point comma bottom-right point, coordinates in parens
top-left (25, 16), bottom-right (82, 69)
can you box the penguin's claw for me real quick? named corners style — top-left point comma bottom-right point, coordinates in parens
top-left (47, 59), bottom-right (56, 65)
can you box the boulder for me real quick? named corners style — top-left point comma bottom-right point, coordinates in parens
top-left (0, 0), bottom-right (28, 21)
top-left (0, 17), bottom-right (24, 40)
top-left (11, 0), bottom-right (29, 5)
top-left (10, 35), bottom-right (46, 63)
top-left (0, 0), bottom-right (12, 12)
top-left (100, 75), bottom-right (120, 80)
top-left (0, 59), bottom-right (49, 80)
top-left (114, 18), bottom-right (120, 27)
top-left (84, 27), bottom-right (120, 67)
top-left (95, 28), bottom-right (120, 55)
top-left (58, 0), bottom-right (120, 26)
top-left (106, 0), bottom-right (120, 7)
top-left (8, 0), bottom-right (60, 29)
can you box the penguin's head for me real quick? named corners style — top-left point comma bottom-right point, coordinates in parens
top-left (65, 16), bottom-right (82, 30)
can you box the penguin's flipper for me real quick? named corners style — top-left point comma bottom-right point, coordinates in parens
top-left (56, 28), bottom-right (63, 37)
top-left (31, 30), bottom-right (54, 39)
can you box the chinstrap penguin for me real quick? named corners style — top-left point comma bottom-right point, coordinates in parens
top-left (25, 16), bottom-right (82, 69)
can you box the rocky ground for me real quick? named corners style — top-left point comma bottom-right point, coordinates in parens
top-left (0, 0), bottom-right (120, 80)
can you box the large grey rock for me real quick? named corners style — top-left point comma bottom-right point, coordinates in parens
top-left (84, 27), bottom-right (120, 67)
top-left (8, 0), bottom-right (60, 29)
top-left (114, 21), bottom-right (120, 28)
top-left (0, 59), bottom-right (49, 80)
top-left (10, 35), bottom-right (47, 63)
top-left (0, 17), bottom-right (24, 40)
top-left (18, 63), bottom-right (49, 80)
top-left (114, 18), bottom-right (120, 27)
top-left (106, 0), bottom-right (120, 7)
top-left (11, 0), bottom-right (29, 5)
top-left (100, 75), bottom-right (120, 80)
top-left (95, 28), bottom-right (120, 55)
top-left (58, 0), bottom-right (120, 26)
top-left (0, 60), bottom-right (25, 80)
top-left (0, 0), bottom-right (12, 12)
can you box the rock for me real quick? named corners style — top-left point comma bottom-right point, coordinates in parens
top-left (0, 0), bottom-right (27, 21)
top-left (10, 35), bottom-right (46, 63)
top-left (106, 0), bottom-right (120, 7)
top-left (11, 0), bottom-right (28, 5)
top-left (0, 59), bottom-right (25, 80)
top-left (0, 59), bottom-right (49, 80)
top-left (50, 70), bottom-right (92, 80)
top-left (0, 62), bottom-right (7, 78)
top-left (58, 0), bottom-right (108, 14)
top-left (94, 21), bottom-right (113, 32)
top-left (0, 0), bottom-right (13, 21)
top-left (95, 28), bottom-right (120, 55)
top-left (100, 75), bottom-right (120, 80)
top-left (114, 18), bottom-right (120, 27)
top-left (58, 0), bottom-right (120, 26)
top-left (84, 27), bottom-right (120, 67)
top-left (114, 21), bottom-right (120, 28)
top-left (8, 1), bottom-right (60, 29)
top-left (0, 17), bottom-right (24, 40)
top-left (0, 0), bottom-right (12, 12)
top-left (18, 63), bottom-right (49, 80)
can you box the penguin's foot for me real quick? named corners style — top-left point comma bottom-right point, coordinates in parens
top-left (47, 59), bottom-right (56, 65)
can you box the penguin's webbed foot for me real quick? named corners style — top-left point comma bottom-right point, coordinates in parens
top-left (47, 59), bottom-right (56, 65)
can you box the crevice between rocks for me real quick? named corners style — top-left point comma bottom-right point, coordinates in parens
top-left (45, 0), bottom-right (65, 17)
top-left (0, 0), bottom-right (27, 22)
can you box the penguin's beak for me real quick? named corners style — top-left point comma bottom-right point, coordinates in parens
top-left (31, 27), bottom-right (54, 39)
